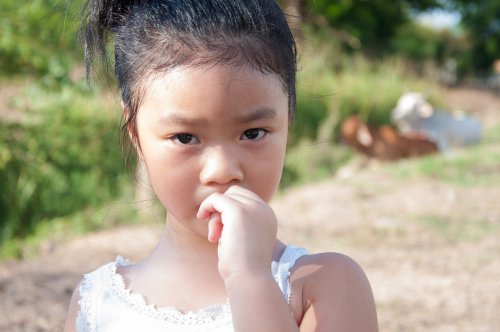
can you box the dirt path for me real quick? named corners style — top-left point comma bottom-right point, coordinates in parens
top-left (274, 170), bottom-right (500, 331)
top-left (1, 87), bottom-right (499, 331)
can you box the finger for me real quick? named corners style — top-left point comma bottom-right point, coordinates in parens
top-left (224, 185), bottom-right (263, 202)
top-left (197, 192), bottom-right (238, 221)
top-left (207, 212), bottom-right (223, 243)
top-left (197, 193), bottom-right (222, 220)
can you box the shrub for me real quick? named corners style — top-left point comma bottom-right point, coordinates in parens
top-left (281, 140), bottom-right (352, 189)
top-left (0, 84), bottom-right (131, 244)
top-left (0, 0), bottom-right (83, 82)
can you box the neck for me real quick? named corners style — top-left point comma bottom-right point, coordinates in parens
top-left (147, 215), bottom-right (286, 271)
top-left (129, 216), bottom-right (227, 311)
top-left (148, 216), bottom-right (219, 268)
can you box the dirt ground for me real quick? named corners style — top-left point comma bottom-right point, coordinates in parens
top-left (1, 87), bottom-right (499, 331)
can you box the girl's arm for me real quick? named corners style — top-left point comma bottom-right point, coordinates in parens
top-left (225, 268), bottom-right (300, 331)
top-left (224, 253), bottom-right (378, 332)
top-left (198, 185), bottom-right (299, 331)
top-left (297, 253), bottom-right (378, 331)
top-left (63, 281), bottom-right (81, 332)
top-left (198, 185), bottom-right (377, 331)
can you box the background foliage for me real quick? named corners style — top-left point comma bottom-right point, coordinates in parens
top-left (451, 0), bottom-right (500, 73)
top-left (0, 0), bottom-right (498, 257)
top-left (291, 0), bottom-right (498, 77)
top-left (0, 84), bottom-right (129, 247)
top-left (0, 0), bottom-right (83, 83)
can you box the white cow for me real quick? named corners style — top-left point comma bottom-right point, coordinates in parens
top-left (391, 92), bottom-right (482, 151)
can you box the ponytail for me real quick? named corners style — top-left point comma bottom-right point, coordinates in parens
top-left (80, 0), bottom-right (135, 81)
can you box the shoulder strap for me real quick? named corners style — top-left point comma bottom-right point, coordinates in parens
top-left (271, 245), bottom-right (308, 303)
top-left (76, 261), bottom-right (115, 332)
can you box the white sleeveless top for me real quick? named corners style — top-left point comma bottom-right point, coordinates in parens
top-left (76, 245), bottom-right (307, 332)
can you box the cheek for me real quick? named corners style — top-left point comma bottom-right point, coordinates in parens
top-left (141, 148), bottom-right (199, 213)
top-left (250, 137), bottom-right (287, 202)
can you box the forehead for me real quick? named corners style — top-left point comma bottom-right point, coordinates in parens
top-left (139, 64), bottom-right (288, 120)
top-left (148, 64), bottom-right (285, 94)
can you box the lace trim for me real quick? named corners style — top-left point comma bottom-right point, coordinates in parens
top-left (78, 266), bottom-right (102, 332)
top-left (107, 256), bottom-right (232, 326)
top-left (271, 245), bottom-right (308, 303)
top-left (77, 245), bottom-right (307, 330)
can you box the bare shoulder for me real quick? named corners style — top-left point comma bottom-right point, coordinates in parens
top-left (294, 252), bottom-right (371, 288)
top-left (63, 280), bottom-right (82, 332)
top-left (293, 252), bottom-right (378, 331)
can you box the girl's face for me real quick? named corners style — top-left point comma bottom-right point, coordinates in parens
top-left (135, 64), bottom-right (289, 236)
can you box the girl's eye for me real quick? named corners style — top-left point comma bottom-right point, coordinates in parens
top-left (241, 128), bottom-right (267, 141)
top-left (174, 134), bottom-right (199, 145)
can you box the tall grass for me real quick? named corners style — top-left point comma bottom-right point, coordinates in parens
top-left (283, 26), bottom-right (444, 188)
top-left (0, 82), bottom-right (133, 256)
top-left (387, 125), bottom-right (500, 187)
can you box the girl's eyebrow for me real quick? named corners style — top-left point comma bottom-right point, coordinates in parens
top-left (157, 107), bottom-right (277, 126)
top-left (157, 113), bottom-right (205, 126)
top-left (234, 107), bottom-right (277, 123)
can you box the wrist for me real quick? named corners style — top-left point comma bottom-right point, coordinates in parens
top-left (223, 266), bottom-right (273, 289)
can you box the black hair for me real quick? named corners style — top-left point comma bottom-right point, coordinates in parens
top-left (80, 0), bottom-right (297, 142)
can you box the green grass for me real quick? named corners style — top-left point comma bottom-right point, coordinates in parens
top-left (0, 81), bottom-right (132, 252)
top-left (387, 126), bottom-right (500, 187)
top-left (281, 140), bottom-right (352, 189)
top-left (0, 184), bottom-right (140, 260)
top-left (417, 214), bottom-right (500, 242)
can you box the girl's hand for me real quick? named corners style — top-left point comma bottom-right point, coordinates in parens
top-left (197, 185), bottom-right (277, 280)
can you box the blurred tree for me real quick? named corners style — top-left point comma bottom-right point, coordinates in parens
top-left (450, 0), bottom-right (500, 73)
top-left (284, 0), bottom-right (496, 75)
top-left (0, 0), bottom-right (83, 82)
top-left (390, 22), bottom-right (440, 62)
top-left (391, 22), bottom-right (469, 61)
top-left (301, 0), bottom-right (445, 55)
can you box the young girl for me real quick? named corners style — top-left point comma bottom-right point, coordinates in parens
top-left (64, 0), bottom-right (378, 331)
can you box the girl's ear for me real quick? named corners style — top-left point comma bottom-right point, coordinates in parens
top-left (122, 101), bottom-right (143, 159)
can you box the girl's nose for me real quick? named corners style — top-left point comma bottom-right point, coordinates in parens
top-left (200, 145), bottom-right (244, 186)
